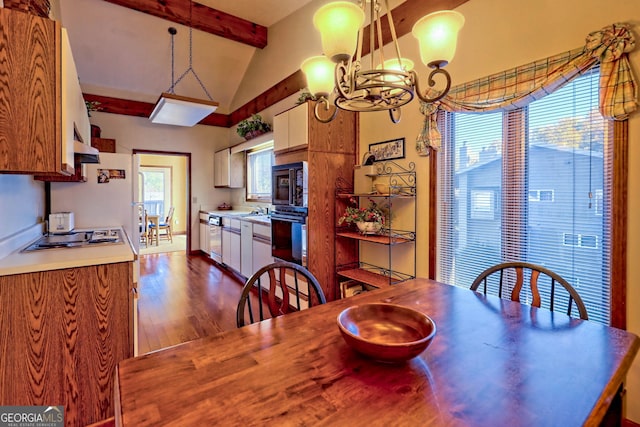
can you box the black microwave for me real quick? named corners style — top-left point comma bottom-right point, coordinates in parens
top-left (272, 161), bottom-right (308, 207)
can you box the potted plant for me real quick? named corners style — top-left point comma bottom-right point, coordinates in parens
top-left (338, 198), bottom-right (387, 234)
top-left (236, 114), bottom-right (271, 140)
top-left (85, 100), bottom-right (102, 137)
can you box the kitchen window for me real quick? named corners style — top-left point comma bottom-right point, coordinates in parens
top-left (435, 68), bottom-right (615, 325)
top-left (246, 145), bottom-right (273, 201)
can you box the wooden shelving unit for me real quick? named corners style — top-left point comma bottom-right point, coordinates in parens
top-left (335, 161), bottom-right (416, 294)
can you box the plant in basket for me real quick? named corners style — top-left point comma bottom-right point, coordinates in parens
top-left (236, 114), bottom-right (271, 140)
top-left (338, 198), bottom-right (388, 234)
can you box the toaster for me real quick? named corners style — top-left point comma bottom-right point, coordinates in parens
top-left (49, 212), bottom-right (75, 234)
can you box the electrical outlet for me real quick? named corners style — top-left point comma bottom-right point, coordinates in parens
top-left (192, 196), bottom-right (198, 203)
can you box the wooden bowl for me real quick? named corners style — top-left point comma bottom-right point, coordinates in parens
top-left (337, 303), bottom-right (436, 363)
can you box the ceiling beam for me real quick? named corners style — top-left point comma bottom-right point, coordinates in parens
top-left (87, 0), bottom-right (469, 127)
top-left (102, 0), bottom-right (267, 49)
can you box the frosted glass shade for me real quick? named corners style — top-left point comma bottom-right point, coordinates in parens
top-left (301, 56), bottom-right (336, 97)
top-left (412, 10), bottom-right (465, 68)
top-left (149, 93), bottom-right (219, 127)
top-left (380, 58), bottom-right (415, 72)
top-left (313, 1), bottom-right (364, 63)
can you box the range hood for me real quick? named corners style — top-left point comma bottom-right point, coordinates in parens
top-left (74, 140), bottom-right (100, 164)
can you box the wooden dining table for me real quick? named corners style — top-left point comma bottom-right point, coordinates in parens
top-left (114, 278), bottom-right (639, 426)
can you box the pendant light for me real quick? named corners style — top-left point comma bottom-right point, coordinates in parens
top-left (149, 2), bottom-right (219, 127)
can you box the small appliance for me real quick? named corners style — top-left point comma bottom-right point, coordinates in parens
top-left (272, 161), bottom-right (308, 207)
top-left (49, 212), bottom-right (75, 234)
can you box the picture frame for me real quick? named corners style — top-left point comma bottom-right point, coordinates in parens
top-left (368, 137), bottom-right (405, 161)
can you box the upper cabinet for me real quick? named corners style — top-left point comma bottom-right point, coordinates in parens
top-left (274, 102), bottom-right (308, 153)
top-left (0, 8), bottom-right (90, 175)
top-left (214, 148), bottom-right (244, 188)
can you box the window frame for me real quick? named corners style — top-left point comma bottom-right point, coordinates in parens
top-left (428, 111), bottom-right (627, 329)
top-left (245, 145), bottom-right (273, 202)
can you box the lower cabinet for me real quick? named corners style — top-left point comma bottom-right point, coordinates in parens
top-left (252, 223), bottom-right (273, 275)
top-left (199, 214), bottom-right (210, 254)
top-left (0, 261), bottom-right (134, 426)
top-left (222, 218), bottom-right (272, 278)
top-left (222, 218), bottom-right (241, 273)
top-left (240, 221), bottom-right (253, 277)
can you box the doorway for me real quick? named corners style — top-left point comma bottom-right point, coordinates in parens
top-left (134, 150), bottom-right (191, 255)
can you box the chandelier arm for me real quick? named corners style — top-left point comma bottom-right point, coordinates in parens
top-left (313, 97), bottom-right (339, 123)
top-left (335, 61), bottom-right (353, 100)
top-left (411, 68), bottom-right (452, 104)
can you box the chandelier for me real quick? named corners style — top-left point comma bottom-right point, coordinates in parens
top-left (301, 0), bottom-right (464, 123)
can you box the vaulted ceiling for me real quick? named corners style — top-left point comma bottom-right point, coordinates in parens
top-left (59, 0), bottom-right (466, 127)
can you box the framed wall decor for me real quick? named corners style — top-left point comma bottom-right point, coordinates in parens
top-left (369, 137), bottom-right (405, 161)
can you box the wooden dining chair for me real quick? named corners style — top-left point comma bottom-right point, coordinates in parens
top-left (470, 261), bottom-right (589, 320)
top-left (236, 261), bottom-right (327, 327)
top-left (139, 209), bottom-right (150, 247)
top-left (149, 207), bottom-right (174, 243)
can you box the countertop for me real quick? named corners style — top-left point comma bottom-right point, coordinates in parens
top-left (0, 226), bottom-right (136, 276)
top-left (200, 209), bottom-right (271, 225)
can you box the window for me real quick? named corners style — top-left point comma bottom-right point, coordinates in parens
top-left (470, 189), bottom-right (496, 219)
top-left (140, 166), bottom-right (171, 216)
top-left (562, 233), bottom-right (598, 249)
top-left (246, 146), bottom-right (273, 201)
top-left (529, 189), bottom-right (555, 202)
top-left (436, 68), bottom-right (612, 324)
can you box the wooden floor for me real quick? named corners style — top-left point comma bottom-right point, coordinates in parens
top-left (137, 252), bottom-right (246, 354)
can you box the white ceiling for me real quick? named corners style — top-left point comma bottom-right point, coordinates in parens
top-left (59, 0), bottom-right (313, 114)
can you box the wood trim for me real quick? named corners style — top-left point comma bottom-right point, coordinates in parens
top-left (155, 92), bottom-right (219, 108)
top-left (103, 0), bottom-right (267, 49)
top-left (428, 148), bottom-right (437, 279)
top-left (133, 149), bottom-right (192, 256)
top-left (83, 0), bottom-right (470, 126)
top-left (610, 120), bottom-right (628, 329)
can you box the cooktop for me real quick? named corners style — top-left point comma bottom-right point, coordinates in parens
top-left (22, 229), bottom-right (123, 252)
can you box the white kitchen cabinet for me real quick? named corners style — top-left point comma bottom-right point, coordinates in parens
top-left (222, 217), bottom-right (241, 273)
top-left (214, 148), bottom-right (244, 188)
top-left (273, 102), bottom-right (308, 152)
top-left (199, 213), bottom-right (210, 254)
top-left (240, 221), bottom-right (253, 277)
top-left (252, 223), bottom-right (273, 276)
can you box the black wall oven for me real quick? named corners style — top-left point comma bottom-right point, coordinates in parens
top-left (271, 206), bottom-right (307, 266)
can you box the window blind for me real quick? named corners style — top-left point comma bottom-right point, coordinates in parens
top-left (437, 68), bottom-right (610, 324)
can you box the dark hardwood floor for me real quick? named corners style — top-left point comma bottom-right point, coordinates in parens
top-left (137, 252), bottom-right (246, 354)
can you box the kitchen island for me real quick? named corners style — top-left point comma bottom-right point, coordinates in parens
top-left (0, 226), bottom-right (136, 426)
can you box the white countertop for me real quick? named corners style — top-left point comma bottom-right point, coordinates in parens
top-left (0, 226), bottom-right (136, 276)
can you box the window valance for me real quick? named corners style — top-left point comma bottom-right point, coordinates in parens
top-left (417, 23), bottom-right (637, 154)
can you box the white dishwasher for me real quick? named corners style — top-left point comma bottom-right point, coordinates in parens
top-left (208, 215), bottom-right (223, 263)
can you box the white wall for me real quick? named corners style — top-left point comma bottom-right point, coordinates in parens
top-left (87, 111), bottom-right (231, 251)
top-left (0, 175), bottom-right (44, 241)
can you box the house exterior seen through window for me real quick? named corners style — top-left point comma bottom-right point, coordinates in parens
top-left (437, 68), bottom-right (610, 324)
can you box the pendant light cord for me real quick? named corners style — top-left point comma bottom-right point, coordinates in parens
top-left (165, 0), bottom-right (214, 101)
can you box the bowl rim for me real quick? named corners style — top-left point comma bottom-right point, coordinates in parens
top-left (336, 303), bottom-right (436, 348)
